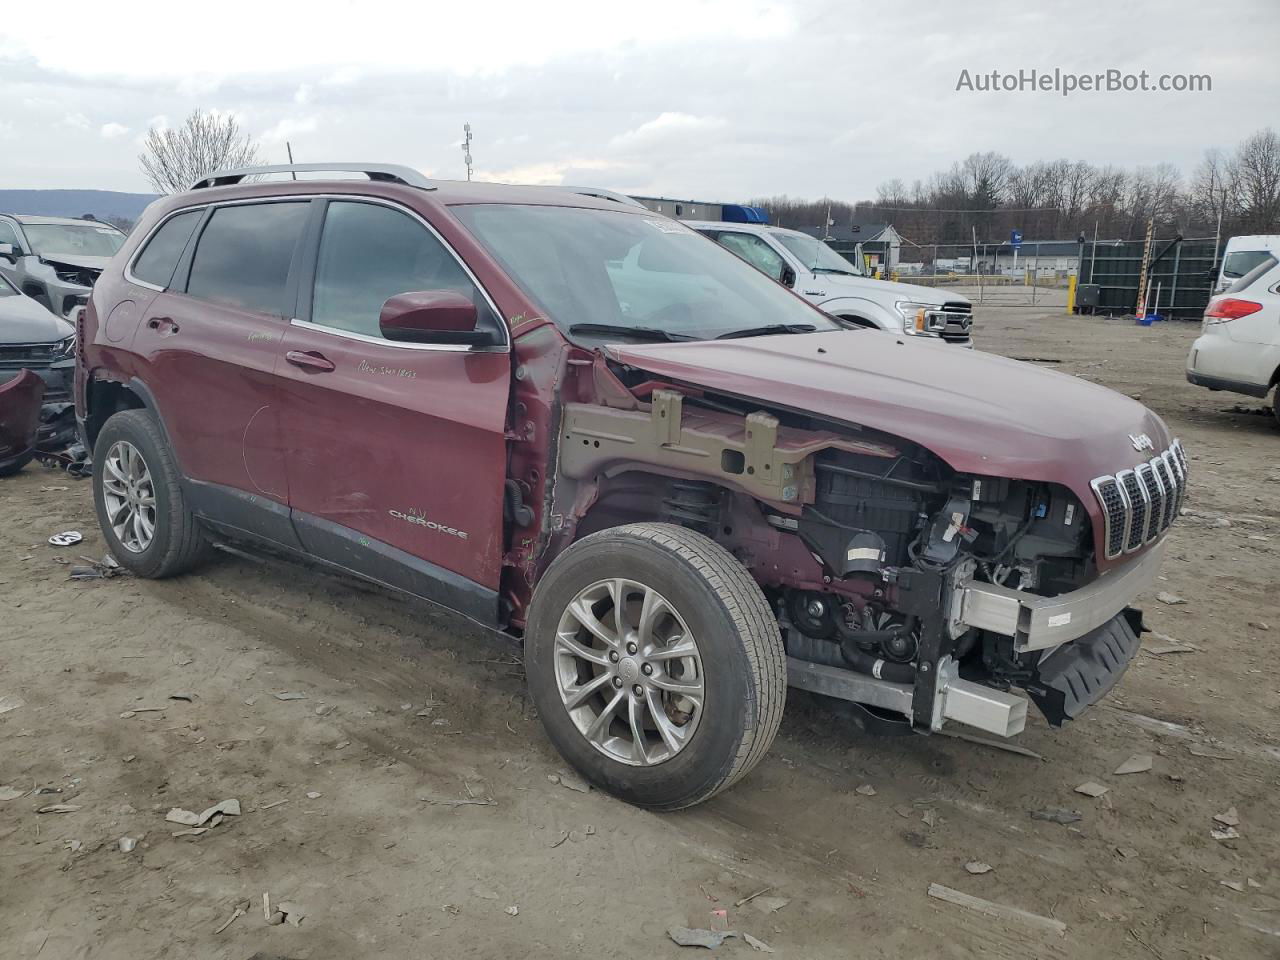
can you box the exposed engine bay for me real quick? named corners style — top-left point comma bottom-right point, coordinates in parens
top-left (550, 367), bottom-right (1165, 740)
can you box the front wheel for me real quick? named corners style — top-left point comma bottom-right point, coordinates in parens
top-left (525, 523), bottom-right (785, 810)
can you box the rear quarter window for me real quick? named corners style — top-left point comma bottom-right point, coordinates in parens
top-left (1223, 250), bottom-right (1273, 279)
top-left (131, 210), bottom-right (203, 288)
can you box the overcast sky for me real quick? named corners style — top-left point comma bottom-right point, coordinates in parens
top-left (1, 0), bottom-right (1274, 200)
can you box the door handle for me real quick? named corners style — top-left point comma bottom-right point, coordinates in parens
top-left (146, 316), bottom-right (179, 333)
top-left (285, 350), bottom-right (335, 372)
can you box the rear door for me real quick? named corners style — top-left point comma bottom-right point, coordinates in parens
top-left (273, 197), bottom-right (511, 622)
top-left (134, 199), bottom-right (311, 545)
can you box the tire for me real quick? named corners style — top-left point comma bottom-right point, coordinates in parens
top-left (0, 451), bottom-right (34, 477)
top-left (525, 522), bottom-right (785, 810)
top-left (92, 409), bottom-right (210, 578)
top-left (1273, 388), bottom-right (1279, 427)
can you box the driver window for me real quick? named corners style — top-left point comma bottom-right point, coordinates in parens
top-left (311, 201), bottom-right (495, 338)
top-left (713, 232), bottom-right (786, 283)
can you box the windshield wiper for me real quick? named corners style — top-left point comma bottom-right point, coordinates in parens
top-left (569, 323), bottom-right (697, 342)
top-left (715, 323), bottom-right (818, 340)
top-left (812, 267), bottom-right (862, 276)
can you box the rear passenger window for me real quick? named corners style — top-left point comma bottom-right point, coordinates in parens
top-left (186, 202), bottom-right (308, 316)
top-left (131, 210), bottom-right (202, 288)
top-left (310, 200), bottom-right (497, 339)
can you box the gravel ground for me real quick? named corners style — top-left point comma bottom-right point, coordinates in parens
top-left (1, 306), bottom-right (1277, 959)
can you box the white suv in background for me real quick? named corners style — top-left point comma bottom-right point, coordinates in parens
top-left (1187, 252), bottom-right (1280, 424)
top-left (687, 221), bottom-right (974, 345)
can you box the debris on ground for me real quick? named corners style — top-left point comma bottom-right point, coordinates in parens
top-left (36, 803), bottom-right (81, 814)
top-left (277, 901), bottom-right (306, 926)
top-left (273, 691), bottom-right (308, 701)
top-left (936, 728), bottom-right (1046, 760)
top-left (306, 791), bottom-right (322, 799)
top-left (505, 905), bottom-right (519, 916)
top-left (1214, 807), bottom-right (1240, 827)
top-left (68, 554), bottom-right (122, 580)
top-left (118, 837), bottom-right (138, 852)
top-left (750, 896), bottom-right (791, 914)
top-left (927, 883), bottom-right (1067, 937)
top-left (1155, 592), bottom-right (1186, 605)
top-left (1115, 847), bottom-right (1140, 859)
top-left (964, 861), bottom-right (993, 875)
top-left (668, 926), bottom-right (737, 949)
top-left (1075, 781), bottom-right (1110, 797)
top-left (47, 530), bottom-right (83, 547)
top-left (0, 695), bottom-right (25, 715)
top-left (1113, 754), bottom-right (1153, 775)
top-left (922, 809), bottom-right (938, 828)
top-left (1248, 621), bottom-right (1270, 631)
top-left (165, 798), bottom-right (241, 829)
top-left (734, 886), bottom-right (774, 907)
top-left (547, 770), bottom-right (591, 793)
top-left (1222, 879), bottom-right (1247, 892)
top-left (0, 786), bottom-right (24, 801)
top-left (1211, 825), bottom-right (1241, 841)
top-left (168, 692), bottom-right (195, 702)
top-left (171, 828), bottom-right (208, 838)
top-left (855, 784), bottom-right (877, 796)
top-left (214, 901), bottom-right (249, 935)
top-left (1031, 808), bottom-right (1082, 824)
top-left (742, 932), bottom-right (775, 952)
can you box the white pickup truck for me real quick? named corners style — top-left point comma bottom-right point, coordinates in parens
top-left (687, 220), bottom-right (975, 345)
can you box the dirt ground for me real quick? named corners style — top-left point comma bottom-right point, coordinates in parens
top-left (2, 307), bottom-right (1278, 960)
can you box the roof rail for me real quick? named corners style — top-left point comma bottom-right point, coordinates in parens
top-left (559, 186), bottom-right (646, 208)
top-left (191, 163), bottom-right (436, 191)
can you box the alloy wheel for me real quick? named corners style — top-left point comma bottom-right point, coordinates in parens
top-left (100, 440), bottom-right (157, 553)
top-left (554, 578), bottom-right (704, 766)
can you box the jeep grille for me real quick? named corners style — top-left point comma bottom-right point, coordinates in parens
top-left (1090, 440), bottom-right (1187, 560)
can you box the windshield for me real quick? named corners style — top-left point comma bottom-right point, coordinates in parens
top-left (772, 231), bottom-right (863, 275)
top-left (23, 222), bottom-right (125, 259)
top-left (454, 205), bottom-right (841, 341)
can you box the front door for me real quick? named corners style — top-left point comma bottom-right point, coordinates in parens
top-left (274, 198), bottom-right (511, 623)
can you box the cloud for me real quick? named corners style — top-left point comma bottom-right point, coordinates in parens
top-left (60, 112), bottom-right (90, 130)
top-left (100, 122), bottom-right (130, 139)
top-left (609, 113), bottom-right (727, 152)
top-left (261, 116), bottom-right (319, 143)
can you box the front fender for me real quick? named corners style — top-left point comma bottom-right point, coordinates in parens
top-left (817, 296), bottom-right (902, 332)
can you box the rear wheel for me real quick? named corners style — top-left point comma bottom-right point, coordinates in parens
top-left (525, 522), bottom-right (785, 810)
top-left (1273, 387), bottom-right (1279, 427)
top-left (92, 410), bottom-right (210, 578)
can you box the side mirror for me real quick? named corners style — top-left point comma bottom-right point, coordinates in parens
top-left (780, 266), bottom-right (796, 288)
top-left (0, 243), bottom-right (15, 262)
top-left (379, 290), bottom-right (491, 346)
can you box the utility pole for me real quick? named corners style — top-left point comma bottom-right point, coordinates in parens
top-left (462, 123), bottom-right (474, 182)
top-left (286, 141), bottom-right (297, 180)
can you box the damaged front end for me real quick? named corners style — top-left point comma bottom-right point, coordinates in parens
top-left (542, 356), bottom-right (1174, 741)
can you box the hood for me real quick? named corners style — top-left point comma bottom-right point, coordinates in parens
top-left (605, 331), bottom-right (1174, 562)
top-left (0, 292), bottom-right (74, 343)
top-left (819, 273), bottom-right (969, 305)
top-left (39, 254), bottom-right (110, 273)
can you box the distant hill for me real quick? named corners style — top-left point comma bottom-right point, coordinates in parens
top-left (0, 189), bottom-right (159, 224)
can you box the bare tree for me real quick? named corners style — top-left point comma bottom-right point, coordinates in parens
top-left (1188, 149), bottom-right (1237, 233)
top-left (139, 110), bottom-right (262, 195)
top-left (1233, 128), bottom-right (1280, 232)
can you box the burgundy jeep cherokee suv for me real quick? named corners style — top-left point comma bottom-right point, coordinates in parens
top-left (76, 164), bottom-right (1183, 809)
